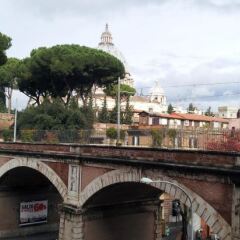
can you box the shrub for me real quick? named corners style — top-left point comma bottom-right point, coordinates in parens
top-left (106, 127), bottom-right (117, 139)
top-left (2, 129), bottom-right (13, 142)
top-left (106, 128), bottom-right (125, 140)
top-left (167, 129), bottom-right (177, 147)
top-left (151, 129), bottom-right (165, 147)
top-left (20, 130), bottom-right (35, 142)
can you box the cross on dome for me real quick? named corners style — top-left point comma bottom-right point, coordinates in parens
top-left (105, 23), bottom-right (109, 32)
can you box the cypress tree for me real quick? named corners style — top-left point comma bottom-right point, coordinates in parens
top-left (167, 104), bottom-right (174, 114)
top-left (123, 97), bottom-right (133, 124)
top-left (109, 100), bottom-right (118, 124)
top-left (98, 96), bottom-right (109, 123)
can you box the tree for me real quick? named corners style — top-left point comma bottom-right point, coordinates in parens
top-left (167, 129), bottom-right (177, 147)
top-left (205, 106), bottom-right (214, 117)
top-left (106, 127), bottom-right (125, 140)
top-left (167, 104), bottom-right (174, 114)
top-left (17, 99), bottom-right (92, 130)
top-left (123, 97), bottom-right (133, 124)
top-left (0, 58), bottom-right (21, 113)
top-left (0, 33), bottom-right (11, 66)
top-left (0, 91), bottom-right (6, 112)
top-left (98, 96), bottom-right (109, 123)
top-left (109, 100), bottom-right (118, 124)
top-left (187, 103), bottom-right (196, 113)
top-left (18, 45), bottom-right (125, 106)
top-left (106, 84), bottom-right (135, 124)
top-left (104, 83), bottom-right (135, 102)
top-left (151, 129), bottom-right (165, 147)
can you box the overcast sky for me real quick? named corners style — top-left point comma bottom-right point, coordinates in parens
top-left (1, 0), bottom-right (240, 111)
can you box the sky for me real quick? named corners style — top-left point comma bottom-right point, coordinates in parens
top-left (1, 0), bottom-right (240, 111)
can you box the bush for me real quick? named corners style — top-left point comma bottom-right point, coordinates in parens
top-left (106, 128), bottom-right (125, 140)
top-left (167, 129), bottom-right (177, 146)
top-left (106, 127), bottom-right (117, 139)
top-left (20, 130), bottom-right (35, 142)
top-left (2, 129), bottom-right (13, 142)
top-left (151, 129), bottom-right (165, 147)
top-left (17, 99), bottom-right (94, 131)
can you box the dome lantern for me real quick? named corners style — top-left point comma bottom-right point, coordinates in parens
top-left (99, 23), bottom-right (113, 45)
top-left (97, 24), bottom-right (134, 87)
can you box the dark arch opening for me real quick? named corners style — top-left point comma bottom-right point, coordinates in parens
top-left (0, 167), bottom-right (63, 240)
top-left (82, 180), bottom-right (223, 240)
top-left (84, 182), bottom-right (161, 208)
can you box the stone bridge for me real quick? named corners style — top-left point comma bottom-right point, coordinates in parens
top-left (0, 142), bottom-right (239, 240)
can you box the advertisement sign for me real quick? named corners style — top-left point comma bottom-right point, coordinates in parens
top-left (19, 200), bottom-right (48, 226)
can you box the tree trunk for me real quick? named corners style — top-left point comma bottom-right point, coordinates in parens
top-left (6, 88), bottom-right (12, 114)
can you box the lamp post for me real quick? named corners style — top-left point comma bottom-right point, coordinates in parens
top-left (140, 177), bottom-right (193, 240)
top-left (13, 99), bottom-right (18, 143)
top-left (117, 77), bottom-right (121, 145)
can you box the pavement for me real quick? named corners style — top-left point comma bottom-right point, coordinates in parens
top-left (6, 232), bottom-right (58, 240)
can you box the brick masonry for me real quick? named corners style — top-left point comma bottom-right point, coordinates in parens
top-left (0, 143), bottom-right (238, 240)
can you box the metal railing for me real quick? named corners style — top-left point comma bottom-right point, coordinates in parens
top-left (0, 127), bottom-right (239, 152)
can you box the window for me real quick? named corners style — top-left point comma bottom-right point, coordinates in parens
top-left (152, 117), bottom-right (159, 125)
top-left (132, 136), bottom-right (140, 146)
top-left (189, 137), bottom-right (198, 148)
top-left (160, 118), bottom-right (168, 125)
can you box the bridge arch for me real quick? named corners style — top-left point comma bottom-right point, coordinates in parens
top-left (0, 158), bottom-right (67, 200)
top-left (80, 169), bottom-right (231, 240)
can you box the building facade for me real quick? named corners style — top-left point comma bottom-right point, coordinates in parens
top-left (93, 24), bottom-right (167, 118)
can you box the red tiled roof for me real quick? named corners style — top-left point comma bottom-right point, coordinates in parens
top-left (172, 113), bottom-right (229, 123)
top-left (140, 111), bottom-right (228, 123)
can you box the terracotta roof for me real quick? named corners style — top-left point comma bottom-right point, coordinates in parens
top-left (140, 111), bottom-right (228, 123)
top-left (173, 113), bottom-right (229, 123)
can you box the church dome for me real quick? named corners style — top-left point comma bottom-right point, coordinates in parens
top-left (98, 24), bottom-right (130, 74)
top-left (149, 81), bottom-right (166, 105)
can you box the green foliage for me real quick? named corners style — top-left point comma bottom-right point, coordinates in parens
top-left (0, 58), bottom-right (21, 113)
top-left (122, 97), bottom-right (133, 124)
top-left (17, 100), bottom-right (93, 130)
top-left (151, 129), bottom-right (165, 147)
top-left (106, 127), bottom-right (117, 139)
top-left (109, 98), bottom-right (125, 124)
top-left (167, 104), bottom-right (174, 114)
top-left (167, 129), bottom-right (177, 147)
top-left (205, 106), bottom-right (214, 117)
top-left (0, 58), bottom-right (20, 87)
top-left (109, 100), bottom-right (118, 124)
top-left (0, 90), bottom-right (6, 112)
top-left (20, 130), bottom-right (35, 142)
top-left (0, 33), bottom-right (11, 66)
top-left (167, 129), bottom-right (177, 139)
top-left (18, 45), bottom-right (125, 106)
top-left (106, 127), bottom-right (125, 140)
top-left (104, 83), bottom-right (135, 101)
top-left (98, 96), bottom-right (109, 123)
top-left (2, 129), bottom-right (12, 142)
top-left (187, 103), bottom-right (196, 113)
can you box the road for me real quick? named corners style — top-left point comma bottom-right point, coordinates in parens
top-left (7, 232), bottom-right (58, 240)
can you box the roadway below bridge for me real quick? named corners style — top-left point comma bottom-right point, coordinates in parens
top-left (6, 232), bottom-right (58, 240)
